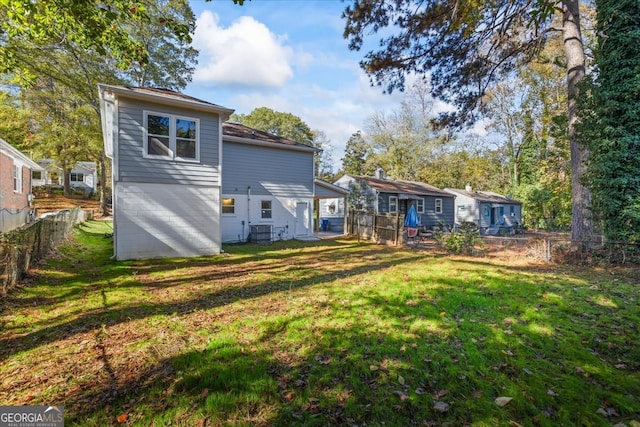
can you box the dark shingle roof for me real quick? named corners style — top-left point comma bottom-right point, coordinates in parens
top-left (352, 175), bottom-right (452, 197)
top-left (223, 122), bottom-right (317, 150)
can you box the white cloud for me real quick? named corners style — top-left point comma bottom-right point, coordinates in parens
top-left (192, 11), bottom-right (294, 88)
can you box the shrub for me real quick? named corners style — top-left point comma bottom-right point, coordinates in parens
top-left (435, 222), bottom-right (481, 255)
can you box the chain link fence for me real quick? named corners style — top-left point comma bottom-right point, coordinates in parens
top-left (1, 208), bottom-right (87, 294)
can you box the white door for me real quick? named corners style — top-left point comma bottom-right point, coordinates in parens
top-left (295, 202), bottom-right (309, 236)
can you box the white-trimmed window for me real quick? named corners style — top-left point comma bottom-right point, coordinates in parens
top-left (261, 200), bottom-right (272, 219)
top-left (222, 198), bottom-right (235, 214)
top-left (389, 196), bottom-right (398, 214)
top-left (144, 111), bottom-right (199, 161)
top-left (435, 198), bottom-right (443, 214)
top-left (416, 199), bottom-right (424, 213)
top-left (13, 163), bottom-right (22, 193)
top-left (32, 170), bottom-right (42, 180)
top-left (70, 172), bottom-right (84, 182)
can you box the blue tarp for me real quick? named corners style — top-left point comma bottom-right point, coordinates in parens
top-left (404, 204), bottom-right (419, 227)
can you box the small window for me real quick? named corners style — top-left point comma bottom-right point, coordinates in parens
top-left (222, 198), bottom-right (235, 214)
top-left (416, 199), bottom-right (424, 214)
top-left (389, 196), bottom-right (398, 214)
top-left (261, 200), bottom-right (272, 219)
top-left (13, 163), bottom-right (22, 193)
top-left (510, 205), bottom-right (515, 216)
top-left (32, 170), bottom-right (42, 180)
top-left (327, 202), bottom-right (336, 214)
top-left (144, 111), bottom-right (199, 161)
top-left (435, 198), bottom-right (443, 214)
top-left (70, 173), bottom-right (84, 182)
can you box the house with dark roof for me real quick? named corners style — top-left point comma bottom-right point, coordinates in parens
top-left (330, 171), bottom-right (456, 230)
top-left (98, 84), bottom-right (321, 259)
top-left (444, 185), bottom-right (522, 235)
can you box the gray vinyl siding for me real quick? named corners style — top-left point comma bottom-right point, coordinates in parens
top-left (117, 98), bottom-right (221, 186)
top-left (378, 193), bottom-right (455, 228)
top-left (222, 141), bottom-right (314, 197)
top-left (421, 196), bottom-right (455, 228)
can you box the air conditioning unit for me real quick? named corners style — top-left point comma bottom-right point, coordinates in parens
top-left (249, 225), bottom-right (272, 244)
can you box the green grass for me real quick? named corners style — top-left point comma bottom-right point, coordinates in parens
top-left (0, 220), bottom-right (638, 426)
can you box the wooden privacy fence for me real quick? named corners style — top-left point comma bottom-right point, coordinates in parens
top-left (1, 208), bottom-right (87, 294)
top-left (347, 209), bottom-right (403, 245)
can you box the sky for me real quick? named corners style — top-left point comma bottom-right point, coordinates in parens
top-left (184, 0), bottom-right (420, 171)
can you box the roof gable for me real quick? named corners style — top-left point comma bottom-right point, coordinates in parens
top-left (0, 138), bottom-right (42, 170)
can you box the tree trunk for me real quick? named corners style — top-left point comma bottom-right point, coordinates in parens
top-left (563, 0), bottom-right (593, 245)
top-left (63, 168), bottom-right (71, 196)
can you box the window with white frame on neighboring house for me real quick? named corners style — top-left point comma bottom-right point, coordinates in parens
top-left (13, 163), bottom-right (22, 193)
top-left (222, 198), bottom-right (235, 214)
top-left (389, 196), bottom-right (398, 213)
top-left (70, 173), bottom-right (84, 182)
top-left (32, 170), bottom-right (42, 180)
top-left (416, 199), bottom-right (424, 213)
top-left (261, 200), bottom-right (272, 219)
top-left (435, 198), bottom-right (443, 214)
top-left (144, 111), bottom-right (199, 161)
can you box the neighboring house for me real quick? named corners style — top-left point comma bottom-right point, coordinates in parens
top-left (444, 186), bottom-right (522, 235)
top-left (332, 171), bottom-right (456, 229)
top-left (99, 84), bottom-right (234, 260)
top-left (0, 138), bottom-right (42, 233)
top-left (33, 160), bottom-right (98, 193)
top-left (314, 179), bottom-right (349, 233)
top-left (220, 122), bottom-right (318, 243)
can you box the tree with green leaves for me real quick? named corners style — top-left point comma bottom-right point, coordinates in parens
top-left (341, 131), bottom-right (375, 176)
top-left (580, 0), bottom-right (640, 243)
top-left (343, 0), bottom-right (593, 244)
top-left (1, 0), bottom-right (200, 212)
top-left (231, 107), bottom-right (315, 145)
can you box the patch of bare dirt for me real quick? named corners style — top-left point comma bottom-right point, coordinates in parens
top-left (32, 193), bottom-right (106, 218)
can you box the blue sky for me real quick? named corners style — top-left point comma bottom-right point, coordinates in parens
top-left (185, 0), bottom-right (414, 171)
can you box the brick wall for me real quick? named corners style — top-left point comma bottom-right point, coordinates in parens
top-left (0, 151), bottom-right (31, 211)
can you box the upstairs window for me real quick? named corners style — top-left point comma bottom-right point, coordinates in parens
top-left (144, 111), bottom-right (199, 162)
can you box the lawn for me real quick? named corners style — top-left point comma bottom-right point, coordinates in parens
top-left (0, 220), bottom-right (638, 426)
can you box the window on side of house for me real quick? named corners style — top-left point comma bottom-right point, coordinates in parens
top-left (510, 205), bottom-right (516, 216)
top-left (261, 200), bottom-right (272, 219)
top-left (144, 111), bottom-right (199, 162)
top-left (389, 196), bottom-right (398, 213)
top-left (70, 173), bottom-right (84, 182)
top-left (13, 163), bottom-right (22, 193)
top-left (32, 170), bottom-right (42, 180)
top-left (416, 199), bottom-right (424, 213)
top-left (222, 198), bottom-right (235, 214)
top-left (435, 198), bottom-right (443, 214)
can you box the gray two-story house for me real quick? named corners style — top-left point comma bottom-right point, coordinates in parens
top-left (99, 85), bottom-right (233, 259)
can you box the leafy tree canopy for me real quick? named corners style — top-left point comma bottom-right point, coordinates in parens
top-left (343, 0), bottom-right (557, 127)
top-left (0, 0), bottom-right (192, 82)
top-left (231, 107), bottom-right (314, 145)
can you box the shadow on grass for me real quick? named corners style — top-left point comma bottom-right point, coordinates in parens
top-left (64, 269), bottom-right (640, 426)
top-left (0, 239), bottom-right (426, 362)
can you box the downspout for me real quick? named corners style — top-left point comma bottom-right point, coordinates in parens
top-left (247, 186), bottom-right (251, 241)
